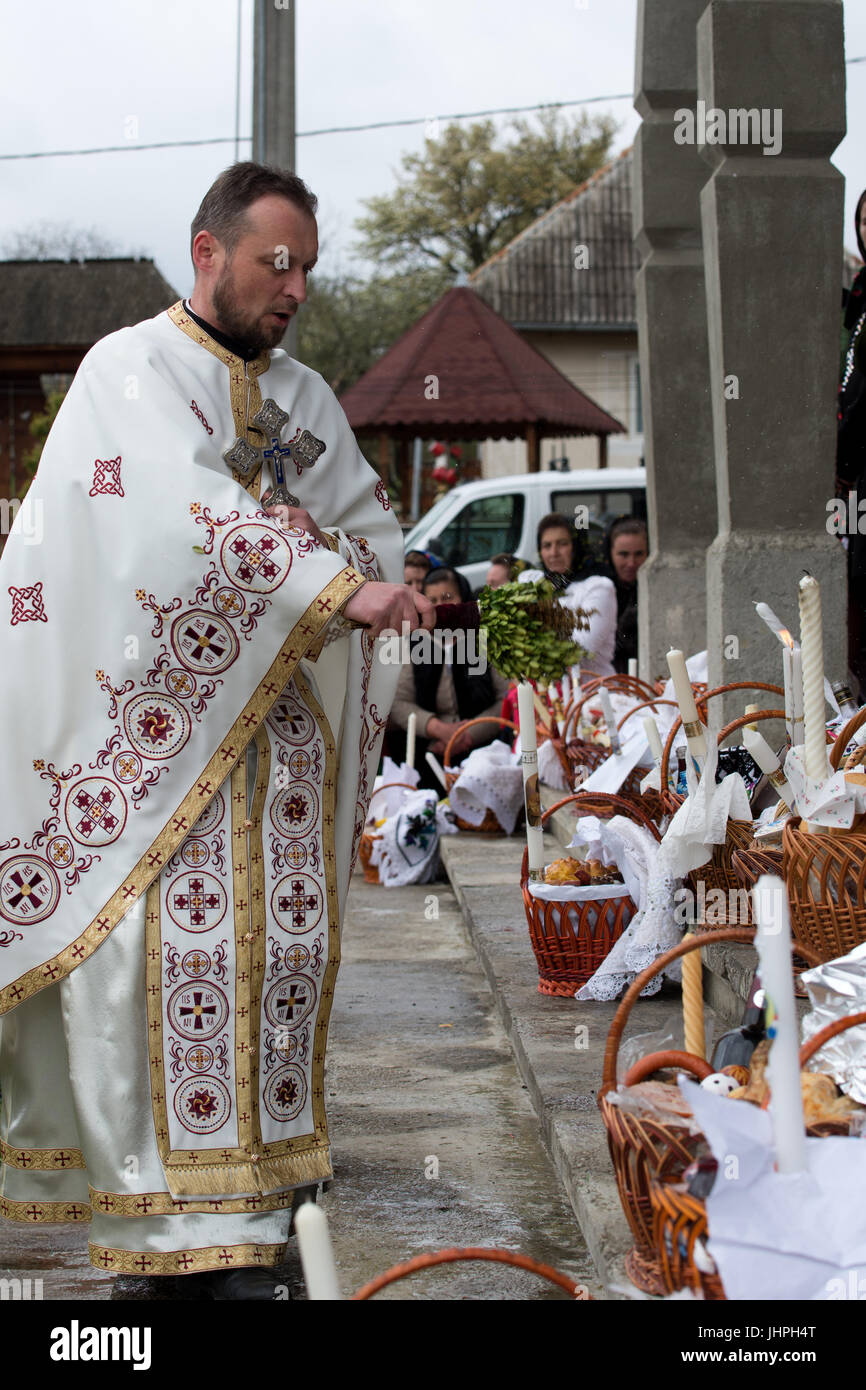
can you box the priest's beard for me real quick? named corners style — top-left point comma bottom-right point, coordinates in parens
top-left (211, 264), bottom-right (292, 354)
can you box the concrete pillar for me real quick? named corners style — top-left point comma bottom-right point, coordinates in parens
top-left (698, 0), bottom-right (847, 706)
top-left (634, 0), bottom-right (719, 682)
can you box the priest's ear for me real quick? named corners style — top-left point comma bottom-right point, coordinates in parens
top-left (191, 229), bottom-right (227, 278)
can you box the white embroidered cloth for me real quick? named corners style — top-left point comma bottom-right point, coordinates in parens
top-left (538, 737), bottom-right (569, 790)
top-left (571, 814), bottom-right (682, 1000)
top-left (783, 744), bottom-right (866, 829)
top-left (369, 789), bottom-right (456, 886)
top-left (446, 741), bottom-right (524, 834)
top-left (656, 736), bottom-right (751, 881)
top-left (368, 756), bottom-right (421, 822)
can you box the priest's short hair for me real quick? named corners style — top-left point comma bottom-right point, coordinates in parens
top-left (190, 161), bottom-right (318, 264)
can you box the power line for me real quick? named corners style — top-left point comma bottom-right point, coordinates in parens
top-left (2, 56), bottom-right (865, 164)
top-left (0, 93), bottom-right (636, 163)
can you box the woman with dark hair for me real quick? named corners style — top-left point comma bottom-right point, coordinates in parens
top-left (389, 567), bottom-right (511, 786)
top-left (520, 512), bottom-right (618, 677)
top-left (838, 189), bottom-right (866, 696)
top-left (485, 553), bottom-right (530, 589)
top-left (604, 517), bottom-right (648, 674)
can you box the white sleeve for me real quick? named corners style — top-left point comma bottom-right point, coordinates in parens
top-left (562, 576), bottom-right (617, 677)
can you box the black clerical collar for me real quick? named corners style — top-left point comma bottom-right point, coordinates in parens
top-left (183, 299), bottom-right (263, 362)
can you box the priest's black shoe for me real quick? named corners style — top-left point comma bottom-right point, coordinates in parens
top-left (200, 1267), bottom-right (288, 1300)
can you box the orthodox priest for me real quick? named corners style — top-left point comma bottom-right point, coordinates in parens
top-left (0, 163), bottom-right (431, 1298)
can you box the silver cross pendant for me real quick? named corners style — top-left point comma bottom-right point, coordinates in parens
top-left (254, 400), bottom-right (299, 507)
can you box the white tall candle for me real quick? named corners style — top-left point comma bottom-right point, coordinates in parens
top-left (294, 1200), bottom-right (343, 1300)
top-left (517, 682), bottom-right (545, 878)
top-left (798, 577), bottom-right (829, 782)
top-left (782, 644), bottom-right (794, 745)
top-left (424, 751), bottom-right (448, 790)
top-left (406, 711), bottom-right (417, 769)
top-left (561, 673), bottom-right (572, 711)
top-left (790, 646), bottom-right (804, 748)
top-left (547, 681), bottom-right (565, 736)
top-left (642, 715), bottom-right (664, 767)
top-left (742, 726), bottom-right (794, 812)
top-left (598, 687), bottom-right (622, 755)
top-left (628, 658), bottom-right (638, 679)
top-left (666, 649), bottom-right (707, 766)
top-left (752, 875), bottom-right (807, 1174)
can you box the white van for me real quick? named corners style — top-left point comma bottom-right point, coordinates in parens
top-left (402, 467), bottom-right (647, 592)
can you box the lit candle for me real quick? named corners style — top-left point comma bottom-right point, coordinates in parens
top-left (742, 725), bottom-right (794, 812)
top-left (598, 687), bottom-right (622, 756)
top-left (798, 576), bottom-right (829, 782)
top-left (294, 1200), bottom-right (343, 1300)
top-left (517, 681), bottom-right (545, 880)
top-left (406, 711), bottom-right (417, 769)
top-left (752, 875), bottom-right (807, 1174)
top-left (666, 649), bottom-right (707, 769)
top-left (424, 751), bottom-right (448, 790)
top-left (628, 658), bottom-right (638, 679)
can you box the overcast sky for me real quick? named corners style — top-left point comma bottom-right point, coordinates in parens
top-left (2, 0), bottom-right (866, 297)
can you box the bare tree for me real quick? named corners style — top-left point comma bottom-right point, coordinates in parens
top-left (0, 220), bottom-right (141, 261)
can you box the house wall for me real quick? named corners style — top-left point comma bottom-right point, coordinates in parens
top-left (480, 329), bottom-right (644, 477)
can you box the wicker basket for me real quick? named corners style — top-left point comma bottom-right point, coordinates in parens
top-left (521, 792), bottom-right (662, 998)
top-left (598, 927), bottom-right (757, 1294)
top-left (351, 1246), bottom-right (591, 1300)
top-left (781, 706), bottom-right (866, 961)
top-left (357, 782), bottom-right (420, 884)
top-left (650, 1006), bottom-right (866, 1299)
top-left (658, 680), bottom-right (785, 818)
top-left (443, 717), bottom-right (519, 833)
top-left (561, 675), bottom-right (661, 745)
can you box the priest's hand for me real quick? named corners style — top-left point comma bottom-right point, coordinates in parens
top-left (264, 501), bottom-right (328, 549)
top-left (343, 583), bottom-right (436, 639)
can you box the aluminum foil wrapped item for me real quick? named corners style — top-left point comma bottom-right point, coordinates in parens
top-left (800, 942), bottom-right (866, 1104)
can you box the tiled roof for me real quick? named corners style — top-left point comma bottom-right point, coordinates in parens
top-left (469, 149), bottom-right (637, 329)
top-left (339, 287), bottom-right (625, 439)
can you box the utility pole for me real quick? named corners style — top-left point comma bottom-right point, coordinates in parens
top-left (252, 0), bottom-right (297, 353)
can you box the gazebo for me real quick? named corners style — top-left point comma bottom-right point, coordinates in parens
top-left (339, 286), bottom-right (625, 516)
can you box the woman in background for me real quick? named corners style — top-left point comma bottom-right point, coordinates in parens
top-left (520, 513), bottom-right (618, 678)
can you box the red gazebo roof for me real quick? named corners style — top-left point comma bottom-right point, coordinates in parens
top-left (339, 286), bottom-right (625, 441)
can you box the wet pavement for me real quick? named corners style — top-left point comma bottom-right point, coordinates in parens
top-left (0, 870), bottom-right (597, 1302)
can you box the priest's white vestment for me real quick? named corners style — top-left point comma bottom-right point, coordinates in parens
top-left (0, 302), bottom-right (402, 1274)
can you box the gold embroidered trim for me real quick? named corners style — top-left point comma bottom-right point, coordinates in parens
top-left (0, 564), bottom-right (364, 1015)
top-left (87, 1186), bottom-right (297, 1218)
top-left (0, 1138), bottom-right (85, 1171)
top-left (88, 1240), bottom-right (288, 1276)
top-left (248, 729), bottom-right (270, 1159)
top-left (167, 301), bottom-right (270, 499)
top-left (0, 1195), bottom-right (91, 1223)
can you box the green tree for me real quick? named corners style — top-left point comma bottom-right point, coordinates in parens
top-left (354, 108), bottom-right (617, 277)
top-left (297, 265), bottom-right (450, 395)
top-left (17, 389), bottom-right (66, 499)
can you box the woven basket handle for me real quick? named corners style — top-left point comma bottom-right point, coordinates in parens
top-left (798, 1010), bottom-right (866, 1066)
top-left (367, 782), bottom-right (421, 811)
top-left (659, 681), bottom-right (785, 789)
top-left (622, 1049), bottom-right (715, 1087)
top-left (616, 697), bottom-right (678, 733)
top-left (599, 927), bottom-right (757, 1098)
top-left (541, 790), bottom-right (661, 839)
top-left (832, 705), bottom-right (866, 771)
top-left (561, 675), bottom-right (661, 741)
top-left (716, 708), bottom-right (786, 744)
top-left (443, 716), bottom-right (518, 769)
top-left (519, 789), bottom-right (662, 887)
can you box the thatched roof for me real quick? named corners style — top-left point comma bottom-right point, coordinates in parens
top-left (0, 258), bottom-right (179, 346)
